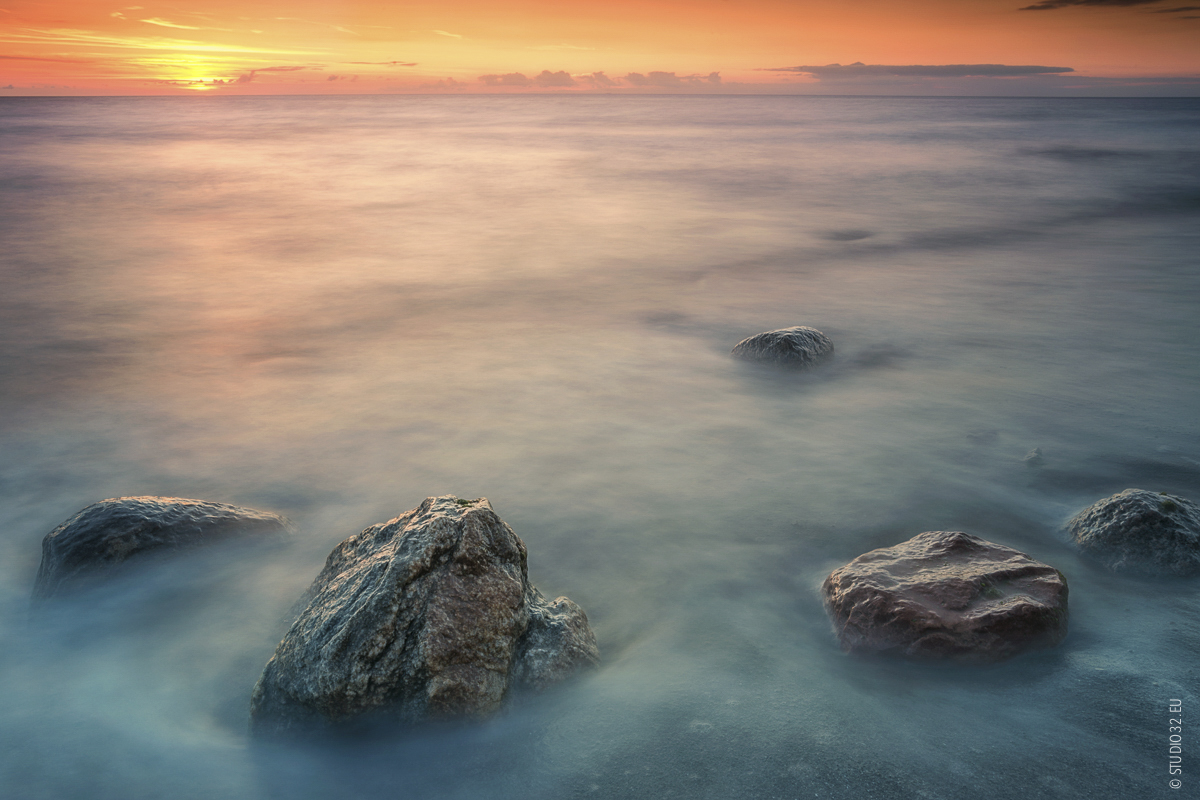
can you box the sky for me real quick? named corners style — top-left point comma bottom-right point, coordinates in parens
top-left (1, 0), bottom-right (1198, 95)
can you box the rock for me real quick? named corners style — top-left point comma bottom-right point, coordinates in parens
top-left (822, 531), bottom-right (1068, 661)
top-left (249, 496), bottom-right (599, 736)
top-left (33, 496), bottom-right (290, 601)
top-left (1065, 489), bottom-right (1200, 576)
top-left (731, 326), bottom-right (833, 368)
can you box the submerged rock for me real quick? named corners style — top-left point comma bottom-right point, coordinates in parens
top-left (731, 326), bottom-right (833, 368)
top-left (250, 496), bottom-right (599, 736)
top-left (822, 531), bottom-right (1068, 661)
top-left (1066, 489), bottom-right (1200, 576)
top-left (33, 496), bottom-right (289, 601)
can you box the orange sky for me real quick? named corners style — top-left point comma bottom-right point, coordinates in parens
top-left (1, 0), bottom-right (1197, 94)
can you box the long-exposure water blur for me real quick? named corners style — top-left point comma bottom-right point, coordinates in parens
top-left (1, 95), bottom-right (1197, 799)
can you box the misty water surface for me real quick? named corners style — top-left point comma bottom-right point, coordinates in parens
top-left (1, 95), bottom-right (1198, 799)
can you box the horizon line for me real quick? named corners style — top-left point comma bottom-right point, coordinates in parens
top-left (2, 91), bottom-right (1199, 99)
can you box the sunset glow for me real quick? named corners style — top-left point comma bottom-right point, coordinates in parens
top-left (2, 1), bottom-right (1198, 95)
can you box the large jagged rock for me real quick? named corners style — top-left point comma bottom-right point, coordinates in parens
top-left (32, 496), bottom-right (290, 601)
top-left (731, 325), bottom-right (833, 368)
top-left (822, 531), bottom-right (1068, 661)
top-left (1066, 489), bottom-right (1200, 576)
top-left (250, 496), bottom-right (599, 736)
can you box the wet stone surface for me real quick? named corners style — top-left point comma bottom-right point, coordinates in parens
top-left (1066, 489), bottom-right (1200, 576)
top-left (32, 496), bottom-right (290, 601)
top-left (822, 530), bottom-right (1068, 661)
top-left (731, 326), bottom-right (834, 369)
top-left (250, 496), bottom-right (599, 736)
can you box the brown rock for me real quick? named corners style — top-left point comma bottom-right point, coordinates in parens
top-left (822, 531), bottom-right (1068, 661)
top-left (249, 496), bottom-right (599, 736)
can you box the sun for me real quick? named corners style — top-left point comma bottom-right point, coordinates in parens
top-left (129, 54), bottom-right (241, 90)
top-left (180, 78), bottom-right (231, 91)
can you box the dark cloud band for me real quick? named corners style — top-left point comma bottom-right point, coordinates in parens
top-left (1020, 0), bottom-right (1168, 9)
top-left (765, 63), bottom-right (1075, 78)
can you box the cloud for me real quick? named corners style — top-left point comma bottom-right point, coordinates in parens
top-left (417, 77), bottom-right (465, 90)
top-left (623, 71), bottom-right (723, 87)
top-left (271, 17), bottom-right (390, 33)
top-left (475, 70), bottom-right (720, 90)
top-left (236, 64), bottom-right (311, 83)
top-left (0, 54), bottom-right (90, 63)
top-left (139, 16), bottom-right (260, 33)
top-left (532, 44), bottom-right (594, 51)
top-left (577, 71), bottom-right (618, 88)
top-left (432, 30), bottom-right (462, 38)
top-left (149, 77), bottom-right (231, 86)
top-left (766, 62), bottom-right (1074, 78)
top-left (478, 72), bottom-right (532, 86)
top-left (624, 71), bottom-right (681, 87)
top-left (1152, 4), bottom-right (1200, 9)
top-left (139, 17), bottom-right (202, 30)
top-left (344, 61), bottom-right (417, 66)
top-left (2, 27), bottom-right (322, 55)
top-left (1019, 0), bottom-right (1167, 8)
top-left (534, 69), bottom-right (574, 87)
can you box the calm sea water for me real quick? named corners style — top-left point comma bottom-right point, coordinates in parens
top-left (1, 95), bottom-right (1198, 799)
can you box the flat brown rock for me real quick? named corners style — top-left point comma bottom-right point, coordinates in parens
top-left (822, 531), bottom-right (1068, 661)
top-left (250, 496), bottom-right (599, 736)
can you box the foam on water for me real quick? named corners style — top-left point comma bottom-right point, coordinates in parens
top-left (1, 95), bottom-right (1198, 799)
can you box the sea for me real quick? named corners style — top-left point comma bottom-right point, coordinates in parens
top-left (0, 94), bottom-right (1197, 800)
